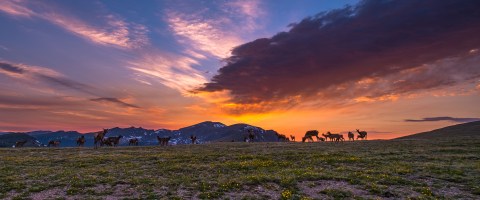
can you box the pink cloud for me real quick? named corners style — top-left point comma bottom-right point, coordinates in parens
top-left (128, 51), bottom-right (208, 93)
top-left (0, 0), bottom-right (149, 49)
top-left (44, 12), bottom-right (148, 49)
top-left (224, 0), bottom-right (265, 31)
top-left (166, 11), bottom-right (243, 58)
top-left (164, 1), bottom-right (266, 59)
top-left (0, 0), bottom-right (34, 17)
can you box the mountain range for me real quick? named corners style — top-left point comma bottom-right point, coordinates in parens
top-left (2, 120), bottom-right (479, 147)
top-left (0, 121), bottom-right (283, 147)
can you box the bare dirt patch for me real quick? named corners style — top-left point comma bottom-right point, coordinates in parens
top-left (29, 188), bottom-right (64, 200)
top-left (298, 180), bottom-right (377, 199)
top-left (223, 183), bottom-right (281, 199)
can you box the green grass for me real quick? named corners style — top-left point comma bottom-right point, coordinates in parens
top-left (0, 139), bottom-right (479, 199)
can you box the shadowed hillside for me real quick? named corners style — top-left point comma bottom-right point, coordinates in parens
top-left (396, 121), bottom-right (480, 140)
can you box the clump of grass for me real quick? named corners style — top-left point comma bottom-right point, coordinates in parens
top-left (281, 189), bottom-right (293, 200)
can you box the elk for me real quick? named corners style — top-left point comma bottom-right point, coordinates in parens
top-left (356, 129), bottom-right (368, 140)
top-left (76, 135), bottom-right (85, 147)
top-left (322, 132), bottom-right (333, 141)
top-left (327, 132), bottom-right (344, 142)
top-left (104, 135), bottom-right (123, 147)
top-left (102, 138), bottom-right (113, 146)
top-left (47, 140), bottom-right (61, 147)
top-left (348, 132), bottom-right (355, 141)
top-left (93, 129), bottom-right (109, 148)
top-left (157, 136), bottom-right (171, 146)
top-left (302, 135), bottom-right (314, 142)
top-left (277, 134), bottom-right (289, 142)
top-left (245, 129), bottom-right (255, 142)
top-left (129, 138), bottom-right (139, 146)
top-left (190, 135), bottom-right (197, 144)
top-left (15, 140), bottom-right (27, 148)
top-left (304, 130), bottom-right (321, 141)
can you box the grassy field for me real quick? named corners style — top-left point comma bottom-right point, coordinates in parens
top-left (1, 139), bottom-right (479, 200)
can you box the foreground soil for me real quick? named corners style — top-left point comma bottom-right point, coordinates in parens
top-left (1, 139), bottom-right (479, 199)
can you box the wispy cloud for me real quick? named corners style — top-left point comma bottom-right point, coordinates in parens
top-left (0, 0), bottom-right (34, 17)
top-left (128, 51), bottom-right (208, 93)
top-left (166, 10), bottom-right (242, 58)
top-left (405, 117), bottom-right (480, 123)
top-left (0, 61), bottom-right (96, 95)
top-left (0, 0), bottom-right (149, 49)
top-left (164, 0), bottom-right (265, 59)
top-left (0, 62), bottom-right (24, 73)
top-left (90, 98), bottom-right (139, 108)
top-left (44, 12), bottom-right (149, 49)
top-left (0, 61), bottom-right (140, 109)
top-left (223, 0), bottom-right (265, 31)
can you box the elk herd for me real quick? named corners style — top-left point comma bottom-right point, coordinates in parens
top-left (12, 128), bottom-right (368, 148)
top-left (315, 129), bottom-right (367, 142)
top-left (277, 129), bottom-right (368, 143)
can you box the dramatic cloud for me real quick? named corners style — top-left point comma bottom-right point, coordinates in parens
top-left (405, 117), bottom-right (480, 123)
top-left (197, 0), bottom-right (480, 112)
top-left (320, 55), bottom-right (480, 103)
top-left (90, 98), bottom-right (139, 108)
top-left (0, 0), bottom-right (148, 49)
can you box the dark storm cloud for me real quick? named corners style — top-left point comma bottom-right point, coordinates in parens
top-left (405, 117), bottom-right (480, 123)
top-left (90, 98), bottom-right (140, 108)
top-left (0, 62), bottom-right (24, 74)
top-left (197, 0), bottom-right (480, 106)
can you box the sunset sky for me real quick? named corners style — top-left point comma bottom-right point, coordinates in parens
top-left (1, 0), bottom-right (479, 139)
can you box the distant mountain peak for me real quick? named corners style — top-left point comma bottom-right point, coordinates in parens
top-left (192, 121), bottom-right (226, 127)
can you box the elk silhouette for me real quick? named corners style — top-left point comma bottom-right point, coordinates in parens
top-left (15, 140), bottom-right (28, 148)
top-left (245, 129), bottom-right (255, 142)
top-left (190, 135), bottom-right (197, 144)
top-left (47, 140), bottom-right (61, 147)
top-left (129, 138), bottom-right (139, 146)
top-left (277, 134), bottom-right (289, 142)
top-left (290, 135), bottom-right (295, 141)
top-left (356, 129), bottom-right (368, 140)
top-left (93, 129), bottom-right (109, 148)
top-left (103, 135), bottom-right (123, 147)
top-left (348, 132), bottom-right (355, 141)
top-left (304, 130), bottom-right (321, 141)
top-left (157, 136), bottom-right (171, 146)
top-left (76, 135), bottom-right (85, 147)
